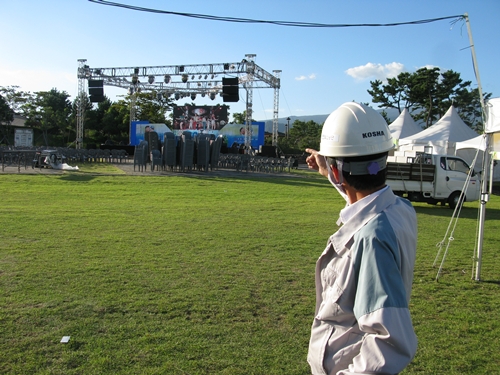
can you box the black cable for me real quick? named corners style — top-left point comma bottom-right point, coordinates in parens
top-left (88, 0), bottom-right (464, 28)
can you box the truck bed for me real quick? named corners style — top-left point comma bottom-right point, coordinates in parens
top-left (386, 162), bottom-right (435, 182)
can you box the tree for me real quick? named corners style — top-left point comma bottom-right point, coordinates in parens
top-left (0, 94), bottom-right (14, 144)
top-left (278, 119), bottom-right (322, 154)
top-left (0, 86), bottom-right (31, 114)
top-left (84, 96), bottom-right (113, 145)
top-left (101, 101), bottom-right (130, 144)
top-left (23, 89), bottom-right (72, 146)
top-left (367, 72), bottom-right (416, 114)
top-left (0, 94), bottom-right (14, 125)
top-left (368, 67), bottom-right (490, 131)
top-left (232, 111), bottom-right (254, 124)
top-left (134, 91), bottom-right (172, 125)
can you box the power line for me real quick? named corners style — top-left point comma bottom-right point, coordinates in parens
top-left (88, 0), bottom-right (464, 28)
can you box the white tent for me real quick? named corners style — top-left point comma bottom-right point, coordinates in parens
top-left (398, 105), bottom-right (479, 155)
top-left (454, 133), bottom-right (495, 180)
top-left (388, 108), bottom-right (422, 140)
top-left (456, 134), bottom-right (487, 151)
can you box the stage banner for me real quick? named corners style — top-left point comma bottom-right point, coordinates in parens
top-left (219, 122), bottom-right (265, 149)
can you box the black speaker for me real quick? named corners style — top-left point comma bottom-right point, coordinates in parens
top-left (90, 95), bottom-right (105, 103)
top-left (222, 77), bottom-right (239, 102)
top-left (88, 79), bottom-right (104, 88)
top-left (88, 87), bottom-right (104, 96)
top-left (88, 79), bottom-right (104, 102)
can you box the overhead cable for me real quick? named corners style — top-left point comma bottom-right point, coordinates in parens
top-left (88, 0), bottom-right (464, 28)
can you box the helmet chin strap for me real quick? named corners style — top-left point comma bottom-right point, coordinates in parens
top-left (324, 156), bottom-right (349, 204)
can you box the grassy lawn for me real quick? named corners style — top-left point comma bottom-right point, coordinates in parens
top-left (1, 167), bottom-right (499, 374)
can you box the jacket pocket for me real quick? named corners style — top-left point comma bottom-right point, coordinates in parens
top-left (323, 328), bottom-right (364, 373)
top-left (316, 284), bottom-right (344, 321)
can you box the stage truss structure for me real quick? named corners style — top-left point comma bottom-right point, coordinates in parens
top-left (77, 54), bottom-right (281, 150)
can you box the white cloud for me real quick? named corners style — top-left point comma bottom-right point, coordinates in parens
top-left (295, 73), bottom-right (316, 81)
top-left (419, 64), bottom-right (437, 70)
top-left (345, 62), bottom-right (405, 81)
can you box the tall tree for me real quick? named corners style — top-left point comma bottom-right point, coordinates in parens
top-left (101, 100), bottom-right (130, 144)
top-left (278, 119), bottom-right (322, 153)
top-left (23, 89), bottom-right (72, 146)
top-left (0, 94), bottom-right (14, 144)
top-left (368, 67), bottom-right (490, 130)
top-left (0, 86), bottom-right (31, 114)
top-left (367, 72), bottom-right (416, 114)
top-left (84, 96), bottom-right (113, 145)
top-left (134, 90), bottom-right (172, 125)
top-left (0, 94), bottom-right (14, 125)
top-left (232, 111), bottom-right (253, 124)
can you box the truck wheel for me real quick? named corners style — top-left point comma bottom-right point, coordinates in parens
top-left (448, 192), bottom-right (464, 209)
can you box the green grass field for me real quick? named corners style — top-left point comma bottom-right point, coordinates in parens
top-left (1, 166), bottom-right (499, 374)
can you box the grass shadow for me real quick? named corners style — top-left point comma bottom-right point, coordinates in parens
top-left (58, 173), bottom-right (97, 182)
top-left (481, 279), bottom-right (500, 285)
top-left (414, 204), bottom-right (500, 219)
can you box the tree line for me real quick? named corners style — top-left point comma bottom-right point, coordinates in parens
top-left (0, 86), bottom-right (183, 147)
top-left (277, 67), bottom-right (489, 154)
top-left (0, 67), bottom-right (489, 150)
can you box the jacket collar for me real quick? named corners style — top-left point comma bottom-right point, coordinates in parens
top-left (329, 186), bottom-right (397, 252)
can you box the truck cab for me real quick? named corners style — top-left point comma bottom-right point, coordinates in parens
top-left (386, 152), bottom-right (480, 209)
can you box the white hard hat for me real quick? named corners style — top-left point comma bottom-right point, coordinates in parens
top-left (318, 102), bottom-right (394, 157)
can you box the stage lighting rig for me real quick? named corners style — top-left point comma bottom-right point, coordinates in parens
top-left (77, 54), bottom-right (282, 149)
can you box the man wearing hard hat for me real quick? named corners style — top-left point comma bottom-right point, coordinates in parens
top-left (305, 102), bottom-right (417, 375)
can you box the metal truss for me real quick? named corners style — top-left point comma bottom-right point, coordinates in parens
top-left (76, 54), bottom-right (281, 151)
top-left (76, 59), bottom-right (88, 149)
top-left (272, 70), bottom-right (282, 147)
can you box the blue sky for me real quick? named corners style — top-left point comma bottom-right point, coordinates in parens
top-left (1, 0), bottom-right (498, 122)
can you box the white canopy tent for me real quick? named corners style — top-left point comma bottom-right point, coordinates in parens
top-left (388, 108), bottom-right (422, 140)
top-left (454, 133), bottom-right (499, 181)
top-left (455, 134), bottom-right (487, 151)
top-left (398, 105), bottom-right (479, 155)
top-left (473, 98), bottom-right (500, 281)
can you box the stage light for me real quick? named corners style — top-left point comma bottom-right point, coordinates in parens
top-left (191, 75), bottom-right (195, 80)
top-left (191, 93), bottom-right (196, 100)
top-left (201, 92), bottom-right (206, 97)
top-left (209, 93), bottom-right (216, 100)
top-left (174, 93), bottom-right (180, 100)
top-left (148, 75), bottom-right (155, 84)
top-left (204, 75), bottom-right (208, 79)
top-left (164, 74), bottom-right (171, 83)
top-left (211, 74), bottom-right (215, 79)
top-left (198, 75), bottom-right (202, 79)
top-left (182, 74), bottom-right (188, 83)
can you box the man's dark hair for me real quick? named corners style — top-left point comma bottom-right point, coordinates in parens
top-left (341, 152), bottom-right (388, 191)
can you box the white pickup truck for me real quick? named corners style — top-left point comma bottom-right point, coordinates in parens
top-left (386, 152), bottom-right (480, 209)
